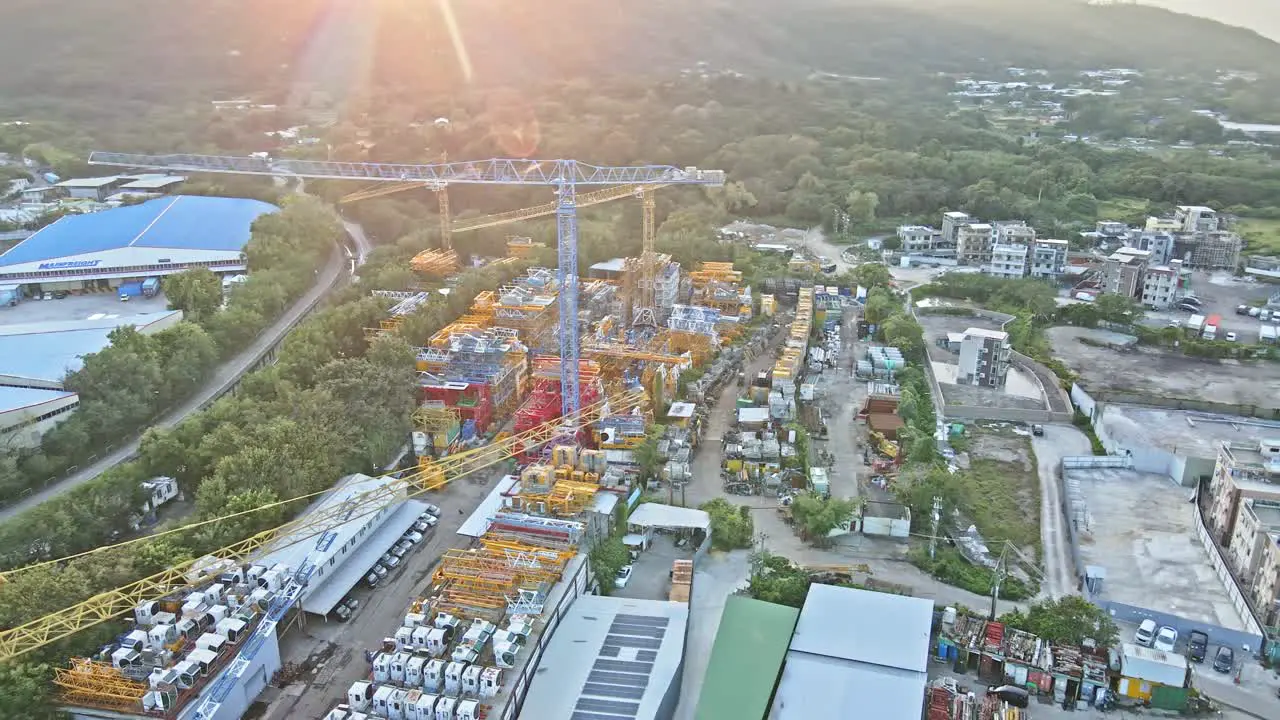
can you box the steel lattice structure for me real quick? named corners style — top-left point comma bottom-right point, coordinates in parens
top-left (88, 153), bottom-right (724, 414)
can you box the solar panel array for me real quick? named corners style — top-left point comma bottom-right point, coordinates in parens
top-left (569, 613), bottom-right (671, 720)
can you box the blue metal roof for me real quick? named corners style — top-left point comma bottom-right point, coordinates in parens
top-left (0, 386), bottom-right (76, 414)
top-left (0, 196), bottom-right (278, 267)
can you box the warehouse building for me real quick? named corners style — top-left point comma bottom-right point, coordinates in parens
top-left (694, 596), bottom-right (799, 720)
top-left (0, 386), bottom-right (79, 448)
top-left (0, 310), bottom-right (183, 390)
top-left (771, 584), bottom-right (934, 720)
top-left (254, 473), bottom-right (429, 618)
top-left (0, 195), bottom-right (277, 296)
top-left (518, 595), bottom-right (689, 720)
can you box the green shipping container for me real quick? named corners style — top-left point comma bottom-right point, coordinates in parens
top-left (1149, 685), bottom-right (1188, 711)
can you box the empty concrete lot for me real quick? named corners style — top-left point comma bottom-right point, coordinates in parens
top-left (1047, 326), bottom-right (1276, 407)
top-left (0, 292), bottom-right (169, 325)
top-left (1069, 468), bottom-right (1246, 630)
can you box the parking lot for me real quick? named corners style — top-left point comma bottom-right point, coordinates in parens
top-left (0, 290), bottom-right (169, 325)
top-left (612, 533), bottom-right (693, 601)
top-left (1141, 270), bottom-right (1279, 344)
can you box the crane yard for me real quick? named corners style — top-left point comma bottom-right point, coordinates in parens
top-left (2, 153), bottom-right (772, 720)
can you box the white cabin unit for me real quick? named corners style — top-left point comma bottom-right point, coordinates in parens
top-left (492, 640), bottom-right (522, 669)
top-left (390, 651), bottom-right (412, 684)
top-left (195, 632), bottom-right (227, 654)
top-left (404, 612), bottom-right (427, 628)
top-left (444, 661), bottom-right (469, 694)
top-left (425, 627), bottom-right (451, 657)
top-left (406, 655), bottom-right (428, 687)
top-left (410, 693), bottom-right (440, 720)
top-left (347, 680), bottom-right (374, 711)
top-left (373, 653), bottom-right (393, 684)
top-left (423, 659), bottom-right (446, 693)
top-left (456, 699), bottom-right (481, 720)
top-left (450, 642), bottom-right (480, 665)
top-left (386, 688), bottom-right (409, 720)
top-left (411, 625), bottom-right (433, 651)
top-left (372, 685), bottom-right (397, 716)
top-left (395, 626), bottom-right (415, 651)
top-left (434, 696), bottom-right (458, 720)
top-left (478, 667), bottom-right (503, 698)
top-left (460, 665), bottom-right (483, 697)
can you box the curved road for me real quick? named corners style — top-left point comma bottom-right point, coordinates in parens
top-left (0, 220), bottom-right (371, 523)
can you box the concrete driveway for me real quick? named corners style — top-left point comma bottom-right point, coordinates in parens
top-left (1030, 424), bottom-right (1093, 599)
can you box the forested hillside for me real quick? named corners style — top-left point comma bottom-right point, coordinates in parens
top-left (1, 0), bottom-right (1278, 123)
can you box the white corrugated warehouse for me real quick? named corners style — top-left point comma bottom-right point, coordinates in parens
top-left (771, 584), bottom-right (934, 720)
top-left (518, 595), bottom-right (688, 720)
top-left (0, 386), bottom-right (79, 448)
top-left (0, 310), bottom-right (183, 389)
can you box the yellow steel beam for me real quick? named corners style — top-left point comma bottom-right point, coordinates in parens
top-left (0, 388), bottom-right (647, 662)
top-left (452, 184), bottom-right (668, 234)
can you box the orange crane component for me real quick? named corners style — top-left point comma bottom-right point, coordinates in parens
top-left (54, 659), bottom-right (148, 712)
top-left (410, 248), bottom-right (459, 276)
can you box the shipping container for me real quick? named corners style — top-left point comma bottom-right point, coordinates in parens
top-left (141, 277), bottom-right (160, 297)
top-left (118, 281), bottom-right (144, 300)
top-left (1185, 314), bottom-right (1205, 332)
top-left (1261, 325), bottom-right (1277, 345)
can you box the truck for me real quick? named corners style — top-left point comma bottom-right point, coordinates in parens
top-left (141, 277), bottom-right (160, 298)
top-left (118, 281), bottom-right (144, 301)
top-left (1185, 314), bottom-right (1205, 335)
top-left (1202, 313), bottom-right (1222, 340)
top-left (1261, 325), bottom-right (1277, 345)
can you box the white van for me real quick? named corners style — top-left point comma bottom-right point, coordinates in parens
top-left (1135, 619), bottom-right (1157, 647)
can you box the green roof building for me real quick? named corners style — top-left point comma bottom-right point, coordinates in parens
top-left (694, 596), bottom-right (800, 720)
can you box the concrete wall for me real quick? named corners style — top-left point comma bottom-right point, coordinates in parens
top-left (1011, 350), bottom-right (1072, 414)
top-left (1192, 500), bottom-right (1267, 638)
top-left (862, 515), bottom-right (910, 538)
top-left (1086, 389), bottom-right (1280, 420)
top-left (1072, 384), bottom-right (1199, 487)
top-left (942, 405), bottom-right (1071, 424)
top-left (1096, 599), bottom-right (1263, 658)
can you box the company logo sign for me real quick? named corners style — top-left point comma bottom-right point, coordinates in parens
top-left (38, 260), bottom-right (102, 270)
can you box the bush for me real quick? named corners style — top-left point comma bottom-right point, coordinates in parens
top-left (699, 498), bottom-right (754, 550)
top-left (589, 537), bottom-right (631, 596)
top-left (908, 546), bottom-right (1036, 601)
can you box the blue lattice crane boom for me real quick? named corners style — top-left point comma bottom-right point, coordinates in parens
top-left (88, 153), bottom-right (726, 414)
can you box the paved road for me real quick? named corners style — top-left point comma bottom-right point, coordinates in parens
top-left (1030, 424), bottom-right (1093, 600)
top-left (0, 242), bottom-right (350, 522)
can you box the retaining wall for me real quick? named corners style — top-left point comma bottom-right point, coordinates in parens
top-left (1087, 390), bottom-right (1280, 420)
top-left (942, 405), bottom-right (1071, 424)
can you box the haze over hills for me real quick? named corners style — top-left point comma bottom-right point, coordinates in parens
top-left (1140, 0), bottom-right (1280, 43)
top-left (0, 0), bottom-right (1277, 121)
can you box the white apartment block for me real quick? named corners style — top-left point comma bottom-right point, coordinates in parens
top-left (1206, 440), bottom-right (1280, 615)
top-left (1123, 230), bottom-right (1175, 266)
top-left (1029, 238), bottom-right (1068, 280)
top-left (987, 244), bottom-right (1029, 279)
top-left (896, 225), bottom-right (943, 253)
top-left (994, 221), bottom-right (1035, 246)
top-left (956, 223), bottom-right (994, 266)
top-left (1175, 205), bottom-right (1221, 233)
top-left (941, 211), bottom-right (972, 247)
top-left (1101, 247), bottom-right (1150, 298)
top-left (956, 327), bottom-right (1011, 388)
top-left (1140, 260), bottom-right (1182, 310)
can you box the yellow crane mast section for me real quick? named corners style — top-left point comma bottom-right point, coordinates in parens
top-left (0, 389), bottom-right (647, 662)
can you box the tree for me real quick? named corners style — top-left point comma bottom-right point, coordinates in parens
top-left (851, 262), bottom-right (892, 290)
top-left (699, 498), bottom-right (754, 551)
top-left (1093, 293), bottom-right (1144, 326)
top-left (1000, 596), bottom-right (1119, 647)
top-left (845, 190), bottom-right (879, 223)
top-left (789, 493), bottom-right (860, 546)
top-left (162, 268), bottom-right (223, 323)
top-left (0, 662), bottom-right (61, 720)
top-left (747, 552), bottom-right (812, 608)
top-left (589, 536), bottom-right (630, 595)
top-left (862, 288), bottom-right (897, 325)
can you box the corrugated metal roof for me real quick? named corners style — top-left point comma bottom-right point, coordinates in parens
top-left (771, 652), bottom-right (927, 720)
top-left (0, 311), bottom-right (182, 385)
top-left (300, 499), bottom-right (426, 616)
top-left (1120, 642), bottom-right (1187, 687)
top-left (789, 584), bottom-right (934, 673)
top-left (0, 196), bottom-right (277, 267)
top-left (0, 386), bottom-right (76, 414)
top-left (693, 596), bottom-right (798, 720)
top-left (518, 595), bottom-right (687, 720)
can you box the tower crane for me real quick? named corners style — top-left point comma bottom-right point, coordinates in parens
top-left (336, 152), bottom-right (453, 250)
top-left (88, 153), bottom-right (725, 415)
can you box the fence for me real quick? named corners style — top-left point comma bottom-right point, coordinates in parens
top-left (496, 552), bottom-right (594, 720)
top-left (1061, 455), bottom-right (1131, 471)
top-left (941, 405), bottom-right (1071, 424)
top-left (1192, 499), bottom-right (1266, 638)
top-left (1086, 390), bottom-right (1280, 420)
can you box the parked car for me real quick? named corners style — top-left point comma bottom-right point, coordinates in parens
top-left (1237, 304), bottom-right (1250, 315)
top-left (333, 596), bottom-right (360, 621)
top-left (1225, 331), bottom-right (1238, 342)
top-left (421, 504), bottom-right (442, 516)
top-left (52, 290), bottom-right (69, 299)
top-left (1135, 619), bottom-right (1157, 647)
top-left (392, 541), bottom-right (412, 558)
top-left (41, 291), bottom-right (52, 301)
top-left (365, 571), bottom-right (381, 588)
top-left (1153, 626), bottom-right (1178, 652)
top-left (402, 530), bottom-right (425, 545)
top-left (1187, 631), bottom-right (1209, 662)
top-left (381, 552), bottom-right (402, 569)
top-left (1031, 424), bottom-right (1044, 437)
top-left (1213, 646), bottom-right (1234, 673)
top-left (413, 520), bottom-right (433, 533)
top-left (615, 565), bottom-right (633, 589)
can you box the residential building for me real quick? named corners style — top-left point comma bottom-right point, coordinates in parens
top-left (1206, 440), bottom-right (1280, 548)
top-left (1175, 205), bottom-right (1220, 233)
top-left (1250, 534), bottom-right (1280, 624)
top-left (956, 223), bottom-right (994, 266)
top-left (940, 211), bottom-right (972, 247)
top-left (1140, 261), bottom-right (1182, 310)
top-left (956, 327), bottom-right (1011, 388)
top-left (1101, 248), bottom-right (1150, 298)
top-left (994, 220), bottom-right (1035, 246)
top-left (1123, 230), bottom-right (1175, 265)
top-left (1227, 498), bottom-right (1280, 584)
top-left (987, 243), bottom-right (1029, 279)
top-left (1095, 221), bottom-right (1129, 240)
top-left (1144, 216), bottom-right (1182, 234)
top-left (896, 225), bottom-right (942, 254)
top-left (1030, 238), bottom-right (1069, 280)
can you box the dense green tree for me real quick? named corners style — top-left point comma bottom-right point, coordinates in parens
top-left (163, 268), bottom-right (223, 323)
top-left (699, 498), bottom-right (754, 550)
top-left (1000, 596), bottom-right (1119, 647)
top-left (789, 493), bottom-right (861, 546)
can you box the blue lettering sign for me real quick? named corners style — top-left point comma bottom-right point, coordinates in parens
top-left (37, 260), bottom-right (102, 271)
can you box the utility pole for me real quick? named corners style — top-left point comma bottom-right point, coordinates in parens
top-left (990, 541), bottom-right (1010, 621)
top-left (929, 496), bottom-right (943, 559)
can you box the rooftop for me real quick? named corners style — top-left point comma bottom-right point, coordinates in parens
top-left (629, 503), bottom-right (711, 531)
top-left (0, 195), bottom-right (277, 268)
top-left (667, 402), bottom-right (696, 419)
top-left (1244, 500), bottom-right (1280, 529)
top-left (962, 327), bottom-right (1010, 342)
top-left (119, 176), bottom-right (186, 190)
top-left (1036, 238), bottom-right (1069, 246)
top-left (517, 595), bottom-right (688, 720)
top-left (788, 584), bottom-right (934, 673)
top-left (590, 257), bottom-right (628, 273)
top-left (1222, 440), bottom-right (1280, 474)
top-left (1099, 408), bottom-right (1277, 462)
top-left (695, 597), bottom-right (799, 720)
top-left (0, 310), bottom-right (182, 385)
top-left (0, 386), bottom-right (76, 414)
top-left (55, 176), bottom-right (125, 188)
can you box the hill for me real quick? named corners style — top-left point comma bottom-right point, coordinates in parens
top-left (0, 0), bottom-right (1278, 120)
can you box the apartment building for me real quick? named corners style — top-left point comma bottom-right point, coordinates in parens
top-left (956, 327), bottom-right (1011, 387)
top-left (1095, 221), bottom-right (1130, 240)
top-left (1175, 205), bottom-right (1221, 233)
top-left (1207, 440), bottom-right (1280, 546)
top-left (941, 211), bottom-right (972, 247)
top-left (994, 220), bottom-right (1035, 246)
top-left (897, 225), bottom-right (943, 254)
top-left (1227, 498), bottom-right (1280, 586)
top-left (956, 223), bottom-right (995, 266)
top-left (987, 244), bottom-right (1029, 279)
top-left (1140, 260), bottom-right (1182, 310)
top-left (1122, 230), bottom-right (1175, 265)
top-left (1101, 247), bottom-right (1151, 298)
top-left (1029, 238), bottom-right (1068, 280)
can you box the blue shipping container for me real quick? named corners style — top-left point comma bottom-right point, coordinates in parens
top-left (118, 282), bottom-right (144, 298)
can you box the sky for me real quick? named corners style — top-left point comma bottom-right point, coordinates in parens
top-left (1139, 0), bottom-right (1280, 42)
